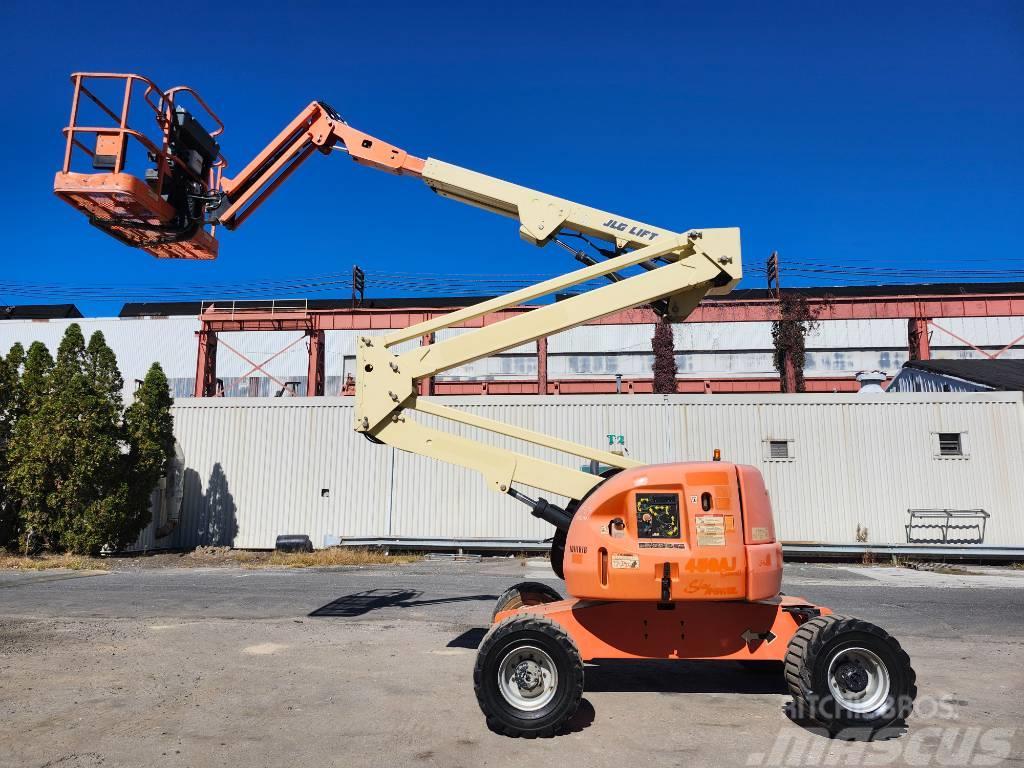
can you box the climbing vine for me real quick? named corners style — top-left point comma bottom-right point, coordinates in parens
top-left (771, 292), bottom-right (826, 392)
top-left (651, 318), bottom-right (678, 394)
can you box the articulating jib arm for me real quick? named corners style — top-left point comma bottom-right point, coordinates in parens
top-left (215, 102), bottom-right (426, 230)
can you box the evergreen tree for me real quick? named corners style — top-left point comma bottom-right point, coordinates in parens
top-left (19, 342), bottom-right (52, 408)
top-left (56, 330), bottom-right (133, 554)
top-left (7, 328), bottom-right (174, 554)
top-left (651, 319), bottom-right (678, 394)
top-left (123, 363), bottom-right (176, 543)
top-left (0, 344), bottom-right (22, 445)
top-left (1, 343), bottom-right (25, 414)
top-left (0, 344), bottom-right (25, 546)
top-left (6, 341), bottom-right (55, 550)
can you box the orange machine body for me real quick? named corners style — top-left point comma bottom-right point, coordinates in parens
top-left (494, 594), bottom-right (828, 662)
top-left (563, 462), bottom-right (782, 603)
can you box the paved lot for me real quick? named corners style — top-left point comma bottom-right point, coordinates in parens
top-left (1, 560), bottom-right (1022, 768)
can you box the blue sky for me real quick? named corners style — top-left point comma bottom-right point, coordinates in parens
top-left (2, 1), bottom-right (1022, 314)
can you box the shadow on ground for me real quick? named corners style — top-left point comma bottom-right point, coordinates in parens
top-left (445, 628), bottom-right (788, 694)
top-left (310, 589), bottom-right (498, 618)
top-left (582, 659), bottom-right (790, 695)
top-left (782, 701), bottom-right (909, 741)
top-left (448, 627), bottom-right (488, 648)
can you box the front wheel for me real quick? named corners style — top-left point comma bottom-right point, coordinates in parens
top-left (474, 616), bottom-right (584, 737)
top-left (785, 614), bottom-right (916, 735)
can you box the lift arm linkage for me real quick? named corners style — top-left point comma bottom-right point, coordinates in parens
top-left (356, 227), bottom-right (741, 501)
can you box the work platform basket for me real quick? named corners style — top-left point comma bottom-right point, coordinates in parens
top-left (53, 73), bottom-right (225, 260)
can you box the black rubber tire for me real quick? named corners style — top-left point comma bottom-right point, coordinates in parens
top-left (550, 528), bottom-right (568, 580)
top-left (474, 616), bottom-right (584, 737)
top-left (785, 614), bottom-right (917, 735)
top-left (491, 581), bottom-right (563, 622)
top-left (550, 468), bottom-right (623, 580)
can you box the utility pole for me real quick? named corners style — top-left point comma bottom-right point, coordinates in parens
top-left (766, 250), bottom-right (781, 298)
top-left (767, 251), bottom-right (798, 393)
top-left (352, 265), bottom-right (365, 308)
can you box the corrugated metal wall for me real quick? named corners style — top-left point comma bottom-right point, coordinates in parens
top-left (137, 392), bottom-right (1024, 551)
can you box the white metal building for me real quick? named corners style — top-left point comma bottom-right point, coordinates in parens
top-left (134, 393), bottom-right (1024, 556)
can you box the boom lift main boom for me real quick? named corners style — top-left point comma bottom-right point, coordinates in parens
top-left (54, 73), bottom-right (917, 739)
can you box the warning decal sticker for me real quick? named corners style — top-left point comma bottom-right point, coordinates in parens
top-left (611, 554), bottom-right (640, 569)
top-left (695, 515), bottom-right (727, 547)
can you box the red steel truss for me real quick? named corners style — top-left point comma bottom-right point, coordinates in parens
top-left (194, 288), bottom-right (1024, 397)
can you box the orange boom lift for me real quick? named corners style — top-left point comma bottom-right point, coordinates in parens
top-left (55, 73), bottom-right (917, 737)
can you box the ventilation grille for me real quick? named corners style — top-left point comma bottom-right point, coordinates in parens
top-left (938, 433), bottom-right (962, 456)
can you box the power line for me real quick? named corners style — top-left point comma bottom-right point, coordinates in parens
top-left (2, 260), bottom-right (1023, 304)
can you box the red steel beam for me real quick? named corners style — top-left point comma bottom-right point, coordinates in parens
top-left (194, 328), bottom-right (218, 397)
top-left (307, 330), bottom-right (325, 396)
top-left (418, 333), bottom-right (435, 396)
top-left (908, 318), bottom-right (931, 361)
top-left (197, 289), bottom-right (1024, 334)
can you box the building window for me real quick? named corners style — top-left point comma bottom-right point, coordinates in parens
top-left (764, 438), bottom-right (794, 462)
top-left (937, 432), bottom-right (962, 457)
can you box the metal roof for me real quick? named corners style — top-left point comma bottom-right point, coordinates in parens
top-left (92, 281), bottom-right (1024, 318)
top-left (0, 304), bottom-right (82, 319)
top-left (902, 359), bottom-right (1024, 391)
top-left (118, 296), bottom-right (500, 317)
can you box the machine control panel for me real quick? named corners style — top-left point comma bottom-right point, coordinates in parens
top-left (636, 493), bottom-right (681, 539)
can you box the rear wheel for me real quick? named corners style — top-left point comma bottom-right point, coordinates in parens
top-left (474, 616), bottom-right (584, 737)
top-left (491, 581), bottom-right (563, 622)
top-left (785, 614), bottom-right (916, 735)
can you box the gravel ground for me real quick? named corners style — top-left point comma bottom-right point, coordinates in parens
top-left (1, 559), bottom-right (1022, 768)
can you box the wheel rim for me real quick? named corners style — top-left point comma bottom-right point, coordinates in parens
top-left (826, 646), bottom-right (891, 714)
top-left (497, 644), bottom-right (558, 712)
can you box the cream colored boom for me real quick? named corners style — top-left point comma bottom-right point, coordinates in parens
top-left (421, 159), bottom-right (677, 251)
top-left (355, 227), bottom-right (741, 501)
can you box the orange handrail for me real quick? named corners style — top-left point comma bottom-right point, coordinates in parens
top-left (60, 73), bottom-right (227, 195)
